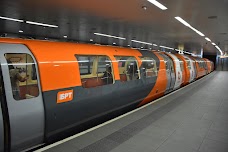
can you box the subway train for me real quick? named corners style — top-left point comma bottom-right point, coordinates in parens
top-left (0, 38), bottom-right (214, 152)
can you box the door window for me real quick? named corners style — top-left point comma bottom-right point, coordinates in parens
top-left (5, 53), bottom-right (39, 100)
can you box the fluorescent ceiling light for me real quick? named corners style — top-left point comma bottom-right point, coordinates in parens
top-left (94, 33), bottom-right (126, 40)
top-left (131, 40), bottom-right (152, 45)
top-left (63, 35), bottom-right (67, 38)
top-left (0, 16), bottom-right (24, 22)
top-left (175, 17), bottom-right (190, 27)
top-left (147, 0), bottom-right (168, 10)
top-left (175, 49), bottom-right (184, 52)
top-left (175, 16), bottom-right (205, 37)
top-left (19, 30), bottom-right (23, 33)
top-left (113, 42), bottom-right (116, 45)
top-left (215, 45), bottom-right (220, 50)
top-left (215, 45), bottom-right (223, 55)
top-left (26, 21), bottom-right (58, 28)
top-left (160, 45), bottom-right (174, 50)
top-left (184, 51), bottom-right (192, 55)
top-left (189, 26), bottom-right (205, 36)
top-left (212, 42), bottom-right (216, 45)
top-left (153, 44), bottom-right (158, 46)
top-left (90, 39), bottom-right (93, 42)
top-left (205, 37), bottom-right (211, 42)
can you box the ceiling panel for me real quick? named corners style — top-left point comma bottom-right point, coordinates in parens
top-left (0, 0), bottom-right (227, 55)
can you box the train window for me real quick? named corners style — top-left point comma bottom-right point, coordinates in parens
top-left (76, 55), bottom-right (114, 88)
top-left (76, 56), bottom-right (95, 75)
top-left (97, 56), bottom-right (113, 85)
top-left (115, 56), bottom-right (140, 82)
top-left (5, 53), bottom-right (39, 100)
top-left (140, 57), bottom-right (157, 78)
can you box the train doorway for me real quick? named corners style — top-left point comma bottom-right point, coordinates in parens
top-left (0, 43), bottom-right (45, 152)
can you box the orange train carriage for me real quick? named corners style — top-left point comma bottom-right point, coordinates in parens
top-left (0, 38), bottom-right (214, 152)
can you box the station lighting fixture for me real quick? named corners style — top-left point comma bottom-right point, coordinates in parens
top-left (175, 17), bottom-right (205, 37)
top-left (113, 42), bottom-right (116, 45)
top-left (19, 30), bottom-right (23, 33)
top-left (160, 45), bottom-right (174, 50)
top-left (0, 16), bottom-right (24, 22)
top-left (131, 40), bottom-right (152, 45)
top-left (184, 51), bottom-right (192, 55)
top-left (215, 45), bottom-right (223, 55)
top-left (189, 26), bottom-right (205, 36)
top-left (63, 35), bottom-right (67, 38)
top-left (26, 21), bottom-right (58, 28)
top-left (153, 44), bottom-right (158, 46)
top-left (94, 33), bottom-right (126, 40)
top-left (174, 17), bottom-right (190, 27)
top-left (90, 39), bottom-right (93, 42)
top-left (147, 0), bottom-right (168, 10)
top-left (212, 42), bottom-right (216, 45)
top-left (205, 37), bottom-right (211, 42)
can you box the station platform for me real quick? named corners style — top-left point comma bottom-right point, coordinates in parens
top-left (36, 71), bottom-right (228, 152)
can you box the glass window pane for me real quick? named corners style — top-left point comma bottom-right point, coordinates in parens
top-left (140, 57), bottom-right (157, 78)
top-left (76, 56), bottom-right (95, 75)
top-left (115, 56), bottom-right (140, 82)
top-left (98, 56), bottom-right (113, 85)
top-left (5, 53), bottom-right (39, 100)
top-left (76, 55), bottom-right (114, 88)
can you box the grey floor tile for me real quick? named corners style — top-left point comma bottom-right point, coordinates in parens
top-left (44, 142), bottom-right (80, 152)
top-left (206, 130), bottom-right (228, 144)
top-left (77, 138), bottom-right (119, 152)
top-left (210, 121), bottom-right (228, 134)
top-left (110, 144), bottom-right (139, 152)
top-left (152, 117), bottom-right (182, 131)
top-left (199, 139), bottom-right (228, 152)
top-left (122, 134), bottom-right (158, 151)
top-left (154, 140), bottom-right (197, 152)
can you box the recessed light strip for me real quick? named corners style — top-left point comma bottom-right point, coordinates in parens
top-left (153, 44), bottom-right (158, 46)
top-left (215, 45), bottom-right (223, 55)
top-left (211, 42), bottom-right (216, 45)
top-left (174, 17), bottom-right (190, 27)
top-left (160, 45), bottom-right (174, 50)
top-left (175, 16), bottom-right (205, 37)
top-left (131, 40), bottom-right (152, 45)
top-left (26, 21), bottom-right (58, 28)
top-left (184, 51), bottom-right (192, 55)
top-left (189, 26), bottom-right (205, 36)
top-left (0, 16), bottom-right (24, 22)
top-left (147, 0), bottom-right (168, 10)
top-left (205, 37), bottom-right (211, 42)
top-left (94, 33), bottom-right (126, 40)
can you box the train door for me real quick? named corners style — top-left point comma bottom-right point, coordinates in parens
top-left (192, 60), bottom-right (197, 80)
top-left (0, 44), bottom-right (45, 152)
top-left (159, 54), bottom-right (175, 93)
top-left (167, 53), bottom-right (182, 90)
top-left (184, 56), bottom-right (194, 83)
top-left (0, 68), bottom-right (4, 152)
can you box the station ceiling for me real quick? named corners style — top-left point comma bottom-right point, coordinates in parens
top-left (0, 0), bottom-right (227, 55)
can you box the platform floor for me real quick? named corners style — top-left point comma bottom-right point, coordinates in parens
top-left (39, 71), bottom-right (228, 152)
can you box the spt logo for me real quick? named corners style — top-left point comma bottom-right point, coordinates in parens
top-left (57, 90), bottom-right (73, 104)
